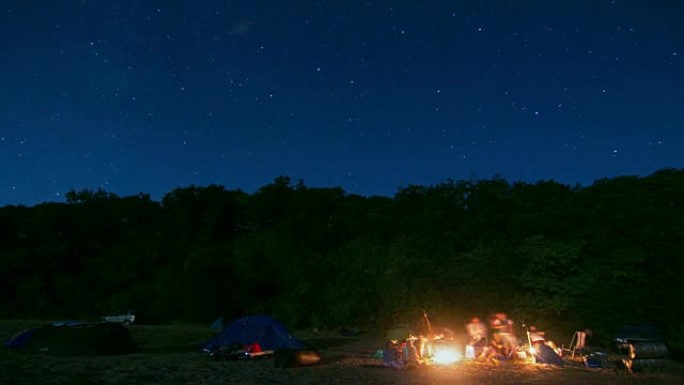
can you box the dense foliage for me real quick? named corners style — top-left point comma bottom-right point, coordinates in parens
top-left (1, 169), bottom-right (683, 342)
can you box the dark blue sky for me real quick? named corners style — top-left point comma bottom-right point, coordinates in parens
top-left (1, 0), bottom-right (682, 206)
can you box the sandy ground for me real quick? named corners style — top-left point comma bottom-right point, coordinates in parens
top-left (2, 330), bottom-right (684, 385)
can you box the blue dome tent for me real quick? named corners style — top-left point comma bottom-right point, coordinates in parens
top-left (202, 314), bottom-right (304, 352)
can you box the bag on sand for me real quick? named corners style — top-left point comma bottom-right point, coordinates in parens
top-left (274, 349), bottom-right (322, 368)
top-left (535, 344), bottom-right (564, 367)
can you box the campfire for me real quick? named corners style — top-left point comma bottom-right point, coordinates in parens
top-left (429, 336), bottom-right (462, 365)
top-left (431, 345), bottom-right (462, 365)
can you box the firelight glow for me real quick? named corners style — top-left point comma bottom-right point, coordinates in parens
top-left (432, 347), bottom-right (462, 365)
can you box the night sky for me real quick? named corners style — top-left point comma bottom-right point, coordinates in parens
top-left (1, 1), bottom-right (682, 206)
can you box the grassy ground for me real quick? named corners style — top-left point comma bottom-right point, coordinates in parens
top-left (2, 320), bottom-right (684, 385)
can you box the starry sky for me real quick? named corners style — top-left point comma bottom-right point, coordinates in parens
top-left (1, 1), bottom-right (682, 206)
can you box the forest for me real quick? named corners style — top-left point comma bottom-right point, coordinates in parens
top-left (0, 168), bottom-right (682, 344)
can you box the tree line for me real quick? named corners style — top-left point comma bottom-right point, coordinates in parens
top-left (0, 168), bottom-right (682, 344)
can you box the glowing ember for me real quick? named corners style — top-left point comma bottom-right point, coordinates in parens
top-left (432, 347), bottom-right (462, 365)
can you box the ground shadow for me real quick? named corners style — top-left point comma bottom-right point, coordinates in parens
top-left (301, 337), bottom-right (359, 350)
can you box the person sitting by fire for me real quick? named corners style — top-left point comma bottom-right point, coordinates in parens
top-left (490, 313), bottom-right (517, 357)
top-left (402, 336), bottom-right (423, 367)
top-left (575, 328), bottom-right (592, 351)
top-left (382, 340), bottom-right (405, 369)
top-left (466, 317), bottom-right (488, 358)
top-left (479, 339), bottom-right (507, 364)
top-left (528, 325), bottom-right (563, 359)
top-left (528, 325), bottom-right (545, 345)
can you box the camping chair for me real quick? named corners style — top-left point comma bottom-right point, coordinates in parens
top-left (565, 330), bottom-right (588, 358)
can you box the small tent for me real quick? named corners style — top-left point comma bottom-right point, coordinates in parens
top-left (202, 314), bottom-right (304, 352)
top-left (5, 322), bottom-right (136, 356)
top-left (4, 321), bottom-right (84, 349)
top-left (210, 316), bottom-right (225, 331)
top-left (4, 327), bottom-right (40, 349)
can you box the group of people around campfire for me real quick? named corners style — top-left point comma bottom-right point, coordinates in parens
top-left (465, 312), bottom-right (563, 366)
top-left (381, 336), bottom-right (424, 369)
top-left (466, 312), bottom-right (517, 360)
top-left (380, 311), bottom-right (569, 369)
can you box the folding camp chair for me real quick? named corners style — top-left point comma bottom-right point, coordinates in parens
top-left (565, 330), bottom-right (588, 358)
